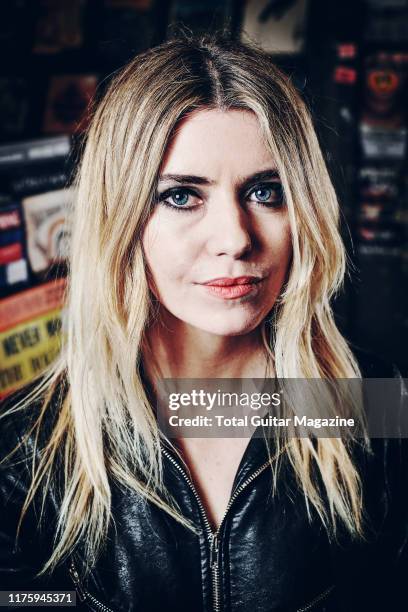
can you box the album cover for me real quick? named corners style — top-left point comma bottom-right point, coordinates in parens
top-left (22, 188), bottom-right (72, 274)
top-left (0, 278), bottom-right (66, 397)
top-left (360, 52), bottom-right (408, 160)
top-left (43, 75), bottom-right (98, 135)
top-left (241, 0), bottom-right (309, 54)
top-left (33, 0), bottom-right (84, 54)
top-left (0, 204), bottom-right (29, 292)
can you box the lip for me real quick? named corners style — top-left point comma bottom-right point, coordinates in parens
top-left (198, 276), bottom-right (264, 300)
top-left (200, 276), bottom-right (262, 286)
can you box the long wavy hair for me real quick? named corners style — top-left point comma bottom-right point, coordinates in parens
top-left (3, 35), bottom-right (366, 574)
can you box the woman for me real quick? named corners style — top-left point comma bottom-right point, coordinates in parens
top-left (0, 35), bottom-right (406, 612)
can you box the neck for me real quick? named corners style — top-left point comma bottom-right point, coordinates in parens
top-left (143, 309), bottom-right (272, 381)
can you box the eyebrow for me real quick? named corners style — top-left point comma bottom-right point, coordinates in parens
top-left (239, 170), bottom-right (280, 189)
top-left (158, 174), bottom-right (214, 185)
top-left (158, 169), bottom-right (280, 188)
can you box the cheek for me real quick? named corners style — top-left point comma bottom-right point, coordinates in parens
top-left (263, 218), bottom-right (292, 270)
top-left (142, 216), bottom-right (195, 289)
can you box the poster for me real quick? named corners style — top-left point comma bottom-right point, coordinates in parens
top-left (0, 278), bottom-right (66, 397)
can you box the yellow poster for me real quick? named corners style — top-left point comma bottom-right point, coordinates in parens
top-left (0, 279), bottom-right (66, 398)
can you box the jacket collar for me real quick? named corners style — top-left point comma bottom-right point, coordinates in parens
top-left (230, 428), bottom-right (280, 492)
top-left (161, 426), bottom-right (279, 495)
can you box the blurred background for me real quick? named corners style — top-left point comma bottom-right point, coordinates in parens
top-left (0, 0), bottom-right (407, 397)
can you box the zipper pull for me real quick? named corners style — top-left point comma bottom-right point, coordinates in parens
top-left (69, 563), bottom-right (87, 602)
top-left (210, 532), bottom-right (219, 568)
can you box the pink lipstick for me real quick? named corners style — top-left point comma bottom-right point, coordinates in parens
top-left (199, 276), bottom-right (262, 299)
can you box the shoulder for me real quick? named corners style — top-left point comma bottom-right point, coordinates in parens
top-left (0, 381), bottom-right (42, 463)
top-left (0, 379), bottom-right (69, 591)
top-left (0, 375), bottom-right (67, 526)
top-left (348, 345), bottom-right (407, 507)
top-left (0, 375), bottom-right (67, 465)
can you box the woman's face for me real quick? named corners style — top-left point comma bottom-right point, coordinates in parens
top-left (142, 109), bottom-right (292, 336)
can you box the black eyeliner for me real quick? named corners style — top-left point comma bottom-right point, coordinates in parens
top-left (243, 181), bottom-right (285, 206)
top-left (155, 186), bottom-right (201, 212)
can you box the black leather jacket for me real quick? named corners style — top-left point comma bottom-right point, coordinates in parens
top-left (0, 350), bottom-right (407, 612)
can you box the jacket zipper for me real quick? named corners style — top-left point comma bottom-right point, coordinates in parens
top-left (161, 445), bottom-right (282, 612)
top-left (69, 562), bottom-right (115, 612)
top-left (68, 446), bottom-right (282, 612)
top-left (296, 584), bottom-right (335, 611)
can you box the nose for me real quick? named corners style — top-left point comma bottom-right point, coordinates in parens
top-left (206, 197), bottom-right (252, 258)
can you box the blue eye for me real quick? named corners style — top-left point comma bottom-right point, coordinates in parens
top-left (156, 187), bottom-right (202, 212)
top-left (248, 183), bottom-right (283, 207)
top-left (254, 187), bottom-right (272, 201)
top-left (169, 189), bottom-right (190, 206)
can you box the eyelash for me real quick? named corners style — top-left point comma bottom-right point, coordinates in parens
top-left (156, 183), bottom-right (284, 213)
top-left (156, 187), bottom-right (200, 214)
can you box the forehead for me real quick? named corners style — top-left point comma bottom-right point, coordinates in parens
top-left (161, 108), bottom-right (275, 177)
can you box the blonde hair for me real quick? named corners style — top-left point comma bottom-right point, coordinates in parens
top-left (3, 35), bottom-right (366, 573)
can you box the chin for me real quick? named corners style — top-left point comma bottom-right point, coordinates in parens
top-left (192, 313), bottom-right (262, 337)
